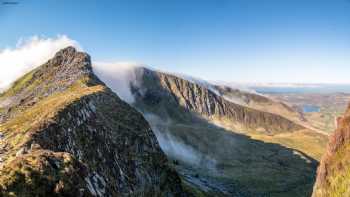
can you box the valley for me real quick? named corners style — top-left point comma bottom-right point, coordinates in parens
top-left (264, 92), bottom-right (350, 133)
top-left (130, 67), bottom-right (329, 196)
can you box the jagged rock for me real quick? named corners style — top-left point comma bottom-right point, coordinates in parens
top-left (0, 47), bottom-right (186, 196)
top-left (133, 67), bottom-right (304, 135)
top-left (0, 150), bottom-right (92, 197)
top-left (15, 147), bottom-right (27, 157)
top-left (30, 143), bottom-right (41, 150)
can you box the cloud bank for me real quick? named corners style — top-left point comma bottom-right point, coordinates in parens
top-left (0, 35), bottom-right (80, 91)
top-left (92, 62), bottom-right (141, 103)
top-left (0, 35), bottom-right (218, 171)
top-left (143, 113), bottom-right (217, 170)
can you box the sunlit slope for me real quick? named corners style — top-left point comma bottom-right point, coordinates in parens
top-left (214, 85), bottom-right (305, 123)
top-left (0, 47), bottom-right (185, 196)
top-left (313, 106), bottom-right (350, 197)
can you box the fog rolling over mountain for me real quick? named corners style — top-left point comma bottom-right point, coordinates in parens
top-left (0, 47), bottom-right (186, 196)
top-left (109, 66), bottom-right (327, 196)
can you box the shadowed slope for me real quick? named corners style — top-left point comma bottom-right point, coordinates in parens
top-left (130, 67), bottom-right (328, 196)
top-left (132, 67), bottom-right (327, 160)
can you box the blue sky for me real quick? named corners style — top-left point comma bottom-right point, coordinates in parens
top-left (1, 0), bottom-right (350, 83)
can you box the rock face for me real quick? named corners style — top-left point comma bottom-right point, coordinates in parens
top-left (312, 105), bottom-right (350, 197)
top-left (0, 47), bottom-right (185, 196)
top-left (132, 67), bottom-right (303, 135)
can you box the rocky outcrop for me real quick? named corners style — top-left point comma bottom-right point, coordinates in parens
top-left (312, 105), bottom-right (350, 197)
top-left (0, 47), bottom-right (185, 196)
top-left (132, 67), bottom-right (304, 135)
top-left (0, 150), bottom-right (92, 196)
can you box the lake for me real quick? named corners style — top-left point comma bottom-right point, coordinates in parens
top-left (302, 105), bottom-right (320, 113)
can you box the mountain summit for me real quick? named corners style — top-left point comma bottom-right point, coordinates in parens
top-left (0, 47), bottom-right (185, 196)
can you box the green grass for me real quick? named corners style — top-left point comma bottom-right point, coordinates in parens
top-left (314, 142), bottom-right (350, 197)
top-left (0, 150), bottom-right (89, 197)
top-left (149, 119), bottom-right (320, 197)
top-left (0, 69), bottom-right (36, 98)
top-left (0, 82), bottom-right (105, 162)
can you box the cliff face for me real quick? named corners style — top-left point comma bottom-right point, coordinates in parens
top-left (133, 67), bottom-right (303, 135)
top-left (312, 105), bottom-right (350, 197)
top-left (130, 67), bottom-right (327, 196)
top-left (0, 47), bottom-right (185, 196)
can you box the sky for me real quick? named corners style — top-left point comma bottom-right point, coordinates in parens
top-left (1, 0), bottom-right (350, 84)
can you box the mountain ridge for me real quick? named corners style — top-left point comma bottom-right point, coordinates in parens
top-left (0, 47), bottom-right (186, 196)
top-left (129, 66), bottom-right (328, 196)
top-left (132, 67), bottom-right (306, 135)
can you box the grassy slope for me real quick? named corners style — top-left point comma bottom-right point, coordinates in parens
top-left (305, 108), bottom-right (343, 133)
top-left (0, 150), bottom-right (90, 197)
top-left (0, 69), bottom-right (107, 195)
top-left (217, 86), bottom-right (304, 126)
top-left (251, 129), bottom-right (327, 160)
top-left (0, 69), bottom-right (37, 98)
top-left (146, 120), bottom-right (319, 197)
top-left (313, 110), bottom-right (350, 197)
top-left (312, 143), bottom-right (350, 197)
top-left (322, 142), bottom-right (350, 197)
top-left (0, 78), bottom-right (104, 166)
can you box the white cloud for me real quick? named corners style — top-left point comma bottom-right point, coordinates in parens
top-left (93, 62), bottom-right (142, 103)
top-left (0, 35), bottom-right (142, 104)
top-left (0, 35), bottom-right (80, 91)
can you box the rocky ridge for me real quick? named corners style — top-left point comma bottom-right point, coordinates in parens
top-left (0, 47), bottom-right (185, 196)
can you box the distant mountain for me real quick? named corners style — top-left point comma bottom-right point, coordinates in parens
top-left (249, 83), bottom-right (350, 94)
top-left (312, 104), bottom-right (350, 196)
top-left (213, 85), bottom-right (306, 122)
top-left (0, 47), bottom-right (186, 196)
top-left (129, 67), bottom-right (328, 196)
